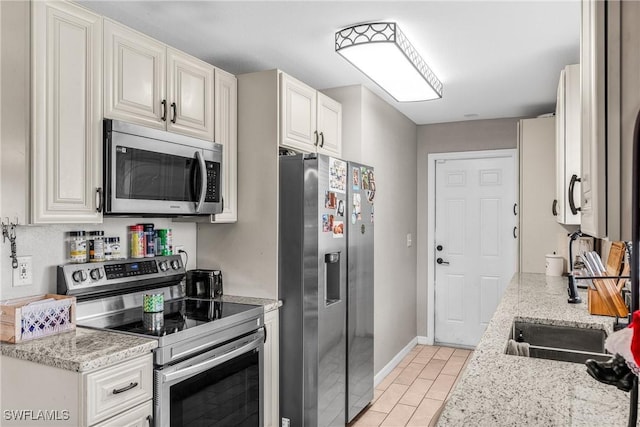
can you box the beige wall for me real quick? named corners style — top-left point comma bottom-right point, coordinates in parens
top-left (415, 118), bottom-right (520, 337)
top-left (325, 86), bottom-right (418, 374)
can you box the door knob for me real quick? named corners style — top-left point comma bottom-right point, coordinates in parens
top-left (436, 258), bottom-right (449, 265)
top-left (436, 245), bottom-right (443, 251)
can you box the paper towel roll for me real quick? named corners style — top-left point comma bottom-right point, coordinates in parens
top-left (545, 254), bottom-right (564, 276)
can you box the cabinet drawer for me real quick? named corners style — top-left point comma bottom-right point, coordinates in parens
top-left (85, 354), bottom-right (153, 426)
top-left (93, 400), bottom-right (152, 427)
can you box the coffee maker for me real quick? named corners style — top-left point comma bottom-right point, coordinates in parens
top-left (186, 269), bottom-right (223, 299)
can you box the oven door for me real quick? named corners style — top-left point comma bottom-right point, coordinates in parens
top-left (155, 329), bottom-right (264, 427)
top-left (104, 119), bottom-right (222, 216)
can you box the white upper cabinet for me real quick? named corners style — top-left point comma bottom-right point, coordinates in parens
top-left (555, 64), bottom-right (581, 225)
top-left (31, 0), bottom-right (103, 224)
top-left (280, 73), bottom-right (317, 151)
top-left (317, 92), bottom-right (343, 157)
top-left (580, 0), bottom-right (607, 237)
top-left (212, 68), bottom-right (238, 223)
top-left (104, 20), bottom-right (214, 141)
top-left (167, 48), bottom-right (214, 141)
top-left (103, 19), bottom-right (166, 130)
top-left (280, 73), bottom-right (342, 157)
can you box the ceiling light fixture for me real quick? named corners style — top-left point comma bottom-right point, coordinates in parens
top-left (335, 22), bottom-right (443, 102)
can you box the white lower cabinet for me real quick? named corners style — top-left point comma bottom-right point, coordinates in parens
top-left (264, 308), bottom-right (279, 427)
top-left (0, 353), bottom-right (153, 427)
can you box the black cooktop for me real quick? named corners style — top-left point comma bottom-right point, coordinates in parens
top-left (84, 299), bottom-right (259, 338)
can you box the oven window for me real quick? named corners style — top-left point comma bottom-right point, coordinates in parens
top-left (116, 145), bottom-right (196, 201)
top-left (170, 349), bottom-right (260, 427)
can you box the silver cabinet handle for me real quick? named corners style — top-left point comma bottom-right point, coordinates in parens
top-left (314, 130), bottom-right (319, 146)
top-left (161, 100), bottom-right (167, 121)
top-left (194, 151), bottom-right (207, 213)
top-left (319, 132), bottom-right (325, 147)
top-left (513, 226), bottom-right (518, 239)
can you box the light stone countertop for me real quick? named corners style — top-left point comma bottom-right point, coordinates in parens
top-left (0, 327), bottom-right (157, 373)
top-left (437, 273), bottom-right (635, 427)
top-left (217, 295), bottom-right (282, 313)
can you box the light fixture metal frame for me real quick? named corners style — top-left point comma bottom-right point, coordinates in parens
top-left (335, 22), bottom-right (443, 102)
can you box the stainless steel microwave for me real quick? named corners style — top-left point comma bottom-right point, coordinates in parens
top-left (103, 119), bottom-right (223, 216)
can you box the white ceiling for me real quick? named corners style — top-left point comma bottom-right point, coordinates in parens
top-left (81, 0), bottom-right (581, 125)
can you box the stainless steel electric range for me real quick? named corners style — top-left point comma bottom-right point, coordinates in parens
top-left (58, 255), bottom-right (264, 427)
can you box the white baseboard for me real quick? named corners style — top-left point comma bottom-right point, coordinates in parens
top-left (374, 337), bottom-right (418, 387)
top-left (417, 335), bottom-right (433, 345)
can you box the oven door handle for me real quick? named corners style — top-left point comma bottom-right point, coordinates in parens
top-left (194, 151), bottom-right (207, 213)
top-left (162, 334), bottom-right (263, 384)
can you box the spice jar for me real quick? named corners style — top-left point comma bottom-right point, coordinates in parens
top-left (88, 231), bottom-right (105, 262)
top-left (108, 237), bottom-right (122, 260)
top-left (68, 231), bottom-right (87, 263)
top-left (129, 225), bottom-right (145, 259)
top-left (104, 237), bottom-right (121, 261)
top-left (143, 224), bottom-right (155, 258)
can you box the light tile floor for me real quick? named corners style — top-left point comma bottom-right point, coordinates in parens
top-left (349, 345), bottom-right (473, 427)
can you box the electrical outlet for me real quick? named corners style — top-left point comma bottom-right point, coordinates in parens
top-left (174, 245), bottom-right (185, 254)
top-left (281, 418), bottom-right (290, 427)
top-left (406, 233), bottom-right (413, 248)
top-left (12, 256), bottom-right (33, 287)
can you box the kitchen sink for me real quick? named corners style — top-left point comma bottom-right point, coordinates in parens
top-left (506, 321), bottom-right (609, 364)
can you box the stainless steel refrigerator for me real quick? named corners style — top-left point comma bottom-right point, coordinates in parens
top-left (346, 161), bottom-right (374, 423)
top-left (279, 154), bottom-right (373, 426)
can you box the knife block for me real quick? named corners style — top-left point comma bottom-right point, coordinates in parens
top-left (588, 288), bottom-right (618, 317)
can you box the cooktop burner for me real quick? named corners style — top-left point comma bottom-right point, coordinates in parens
top-left (105, 299), bottom-right (255, 336)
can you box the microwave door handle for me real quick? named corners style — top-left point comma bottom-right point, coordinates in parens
top-left (194, 151), bottom-right (207, 213)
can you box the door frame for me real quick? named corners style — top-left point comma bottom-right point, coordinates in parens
top-left (426, 149), bottom-right (518, 345)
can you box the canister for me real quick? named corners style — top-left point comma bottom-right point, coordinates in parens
top-left (104, 237), bottom-right (122, 261)
top-left (545, 254), bottom-right (564, 276)
top-left (143, 224), bottom-right (155, 257)
top-left (68, 231), bottom-right (87, 264)
top-left (143, 293), bottom-right (164, 312)
top-left (129, 225), bottom-right (145, 259)
top-left (88, 231), bottom-right (105, 262)
top-left (157, 229), bottom-right (173, 256)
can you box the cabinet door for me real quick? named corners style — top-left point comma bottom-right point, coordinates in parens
top-left (555, 65), bottom-right (581, 226)
top-left (167, 48), bottom-right (214, 141)
top-left (317, 92), bottom-right (342, 157)
top-left (85, 354), bottom-right (153, 426)
top-left (263, 309), bottom-right (279, 427)
top-left (580, 0), bottom-right (607, 237)
top-left (31, 0), bottom-right (103, 224)
top-left (93, 401), bottom-right (152, 427)
top-left (104, 19), bottom-right (166, 130)
top-left (212, 68), bottom-right (238, 223)
top-left (280, 73), bottom-right (317, 152)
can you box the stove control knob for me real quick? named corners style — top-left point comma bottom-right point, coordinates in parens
top-left (171, 260), bottom-right (181, 270)
top-left (90, 268), bottom-right (104, 281)
top-left (72, 270), bottom-right (88, 283)
top-left (159, 261), bottom-right (169, 272)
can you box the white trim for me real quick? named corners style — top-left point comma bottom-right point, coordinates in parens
top-left (374, 337), bottom-right (417, 387)
top-left (426, 149), bottom-right (518, 345)
top-left (417, 335), bottom-right (433, 345)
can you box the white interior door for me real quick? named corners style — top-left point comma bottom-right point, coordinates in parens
top-left (434, 154), bottom-right (517, 347)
